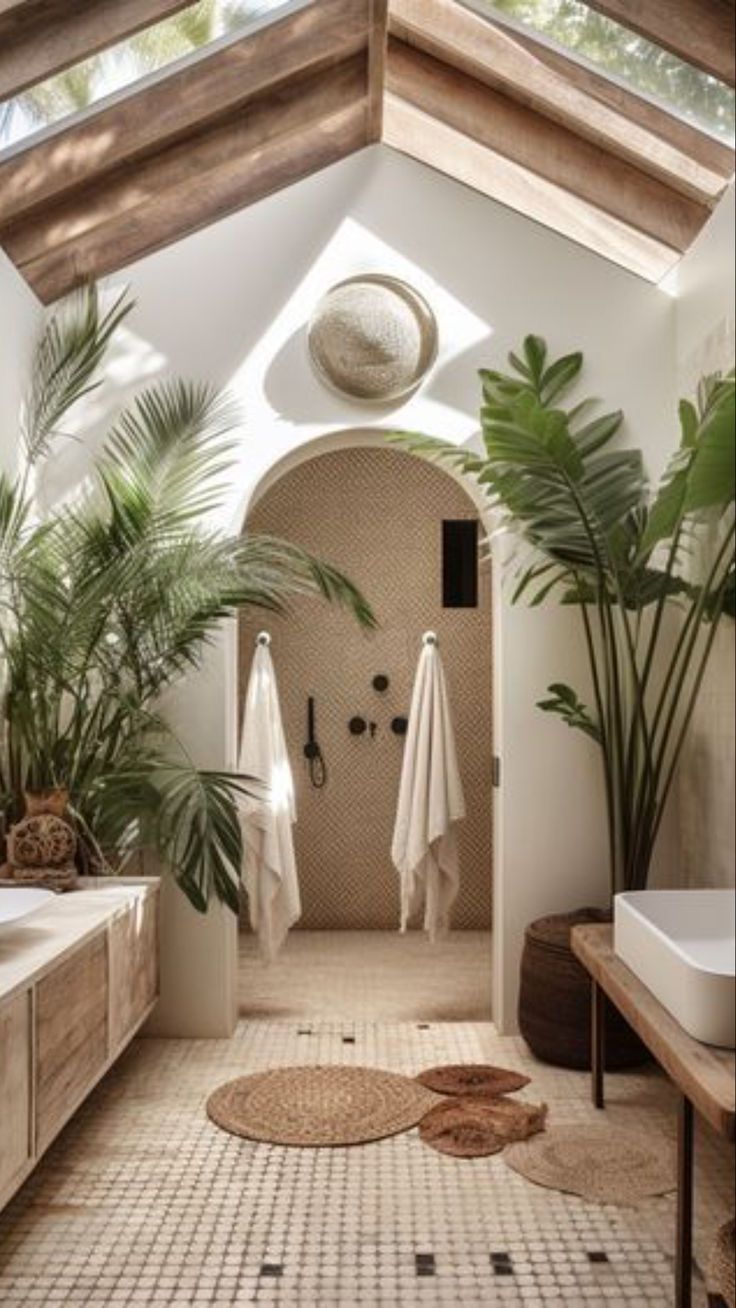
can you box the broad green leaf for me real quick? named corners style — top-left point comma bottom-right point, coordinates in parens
top-left (683, 385), bottom-right (735, 512)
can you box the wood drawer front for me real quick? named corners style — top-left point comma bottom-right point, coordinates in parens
top-left (36, 934), bottom-right (108, 1152)
top-left (109, 892), bottom-right (159, 1052)
top-left (0, 989), bottom-right (32, 1197)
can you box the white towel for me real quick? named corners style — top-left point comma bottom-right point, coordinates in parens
top-left (391, 634), bottom-right (465, 941)
top-left (238, 635), bottom-right (301, 961)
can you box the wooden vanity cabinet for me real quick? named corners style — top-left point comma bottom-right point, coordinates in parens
top-left (0, 879), bottom-right (159, 1210)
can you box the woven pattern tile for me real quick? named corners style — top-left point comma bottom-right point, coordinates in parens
top-left (241, 446), bottom-right (493, 930)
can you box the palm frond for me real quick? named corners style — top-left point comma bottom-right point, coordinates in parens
top-left (21, 284), bottom-right (131, 466)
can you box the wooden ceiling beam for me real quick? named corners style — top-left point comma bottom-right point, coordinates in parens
top-left (584, 0), bottom-right (735, 88)
top-left (3, 56), bottom-right (368, 303)
top-left (387, 38), bottom-right (708, 252)
top-left (383, 93), bottom-right (679, 283)
top-left (367, 0), bottom-right (389, 141)
top-left (0, 0), bottom-right (194, 100)
top-left (0, 0), bottom-right (369, 226)
top-left (388, 0), bottom-right (729, 206)
top-left (504, 24), bottom-right (735, 181)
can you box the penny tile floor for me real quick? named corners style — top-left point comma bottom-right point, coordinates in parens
top-left (0, 1019), bottom-right (733, 1306)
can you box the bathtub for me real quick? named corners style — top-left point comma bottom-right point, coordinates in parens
top-left (0, 886), bottom-right (55, 927)
top-left (614, 890), bottom-right (735, 1048)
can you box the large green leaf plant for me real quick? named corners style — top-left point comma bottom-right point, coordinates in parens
top-left (0, 286), bottom-right (373, 911)
top-left (395, 336), bottom-right (735, 898)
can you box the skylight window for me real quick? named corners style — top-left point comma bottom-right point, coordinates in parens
top-left (467, 0), bottom-right (735, 144)
top-left (0, 0), bottom-right (298, 154)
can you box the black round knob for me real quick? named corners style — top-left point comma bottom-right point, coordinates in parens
top-left (372, 674), bottom-right (390, 693)
top-left (349, 716), bottom-right (367, 735)
top-left (391, 716), bottom-right (409, 736)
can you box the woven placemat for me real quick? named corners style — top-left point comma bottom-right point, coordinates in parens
top-left (420, 1096), bottom-right (548, 1159)
top-left (416, 1064), bottom-right (531, 1098)
top-left (505, 1124), bottom-right (676, 1204)
top-left (207, 1065), bottom-right (440, 1147)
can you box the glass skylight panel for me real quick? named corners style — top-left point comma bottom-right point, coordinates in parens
top-left (0, 0), bottom-right (297, 153)
top-left (468, 0), bottom-right (735, 144)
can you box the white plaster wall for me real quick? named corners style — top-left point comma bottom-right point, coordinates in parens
top-left (0, 248), bottom-right (41, 477)
top-left (669, 185), bottom-right (735, 892)
top-left (41, 144), bottom-right (677, 1033)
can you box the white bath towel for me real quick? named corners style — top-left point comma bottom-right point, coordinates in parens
top-left (238, 635), bottom-right (301, 961)
top-left (391, 633), bottom-right (465, 941)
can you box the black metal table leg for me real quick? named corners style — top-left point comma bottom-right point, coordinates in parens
top-left (591, 979), bottom-right (606, 1109)
top-left (676, 1094), bottom-right (694, 1308)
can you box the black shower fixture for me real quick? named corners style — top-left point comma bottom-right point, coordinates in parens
top-left (348, 716), bottom-right (367, 736)
top-left (391, 716), bottom-right (409, 736)
top-left (372, 673), bottom-right (390, 693)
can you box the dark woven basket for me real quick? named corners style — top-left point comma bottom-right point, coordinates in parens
top-left (518, 908), bottom-right (648, 1070)
top-left (707, 1220), bottom-right (735, 1308)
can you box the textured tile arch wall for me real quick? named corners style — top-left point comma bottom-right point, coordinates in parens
top-left (240, 445), bottom-right (493, 930)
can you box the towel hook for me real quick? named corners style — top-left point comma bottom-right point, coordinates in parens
top-left (256, 632), bottom-right (271, 646)
top-left (423, 630), bottom-right (438, 646)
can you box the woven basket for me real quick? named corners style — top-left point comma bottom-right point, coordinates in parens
top-left (707, 1220), bottom-right (735, 1308)
top-left (518, 908), bottom-right (648, 1070)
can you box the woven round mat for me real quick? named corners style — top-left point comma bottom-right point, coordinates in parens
top-left (504, 1124), bottom-right (676, 1205)
top-left (420, 1096), bottom-right (548, 1159)
top-left (416, 1064), bottom-right (531, 1098)
top-left (207, 1066), bottom-right (440, 1147)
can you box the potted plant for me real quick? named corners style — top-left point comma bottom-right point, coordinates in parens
top-left (396, 335), bottom-right (734, 1067)
top-left (0, 285), bottom-right (373, 909)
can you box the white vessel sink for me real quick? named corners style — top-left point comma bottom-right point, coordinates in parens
top-left (0, 887), bottom-right (56, 927)
top-left (614, 890), bottom-right (735, 1049)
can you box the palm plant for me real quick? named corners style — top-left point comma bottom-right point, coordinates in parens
top-left (0, 285), bottom-right (373, 911)
top-left (396, 336), bottom-right (735, 898)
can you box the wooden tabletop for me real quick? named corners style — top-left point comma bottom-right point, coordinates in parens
top-left (572, 924), bottom-right (735, 1140)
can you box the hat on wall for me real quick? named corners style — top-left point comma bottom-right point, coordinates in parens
top-left (308, 274), bottom-right (438, 405)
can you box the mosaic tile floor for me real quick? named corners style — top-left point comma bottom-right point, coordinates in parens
top-left (0, 1021), bottom-right (733, 1307)
top-left (238, 931), bottom-right (493, 1021)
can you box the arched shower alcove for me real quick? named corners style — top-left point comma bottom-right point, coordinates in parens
top-left (237, 432), bottom-right (496, 1020)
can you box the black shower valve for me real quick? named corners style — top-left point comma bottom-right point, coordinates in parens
top-left (348, 716), bottom-right (367, 736)
top-left (391, 716), bottom-right (409, 736)
top-left (372, 673), bottom-right (390, 693)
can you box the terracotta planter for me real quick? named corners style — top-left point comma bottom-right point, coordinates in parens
top-left (518, 907), bottom-right (648, 1070)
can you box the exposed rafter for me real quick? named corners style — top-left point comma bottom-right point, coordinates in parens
top-left (387, 38), bottom-right (708, 251)
top-left (0, 0), bottom-right (194, 100)
top-left (0, 0), bottom-right (732, 300)
top-left (0, 0), bottom-right (368, 227)
top-left (389, 0), bottom-right (727, 205)
top-left (584, 0), bottom-right (735, 88)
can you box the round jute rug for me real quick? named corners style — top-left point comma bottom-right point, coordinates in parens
top-left (420, 1096), bottom-right (548, 1159)
top-left (504, 1124), bottom-right (676, 1204)
top-left (206, 1066), bottom-right (440, 1147)
top-left (416, 1064), bottom-right (531, 1098)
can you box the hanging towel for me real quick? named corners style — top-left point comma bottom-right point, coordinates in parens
top-left (238, 633), bottom-right (301, 961)
top-left (391, 632), bottom-right (465, 942)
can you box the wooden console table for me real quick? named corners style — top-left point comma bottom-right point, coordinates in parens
top-left (572, 924), bottom-right (735, 1308)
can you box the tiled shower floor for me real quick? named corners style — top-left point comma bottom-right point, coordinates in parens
top-left (0, 1020), bottom-right (733, 1306)
top-left (238, 930), bottom-right (493, 1021)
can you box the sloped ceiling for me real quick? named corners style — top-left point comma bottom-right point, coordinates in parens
top-left (0, 0), bottom-right (733, 302)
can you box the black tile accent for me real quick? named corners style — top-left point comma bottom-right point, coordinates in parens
top-left (297, 1029), bottom-right (312, 1037)
top-left (415, 1254), bottom-right (436, 1277)
top-left (491, 1252), bottom-right (514, 1277)
top-left (587, 1251), bottom-right (610, 1264)
top-left (417, 1023), bottom-right (431, 1030)
top-left (260, 1264), bottom-right (283, 1277)
top-left (342, 1036), bottom-right (356, 1045)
